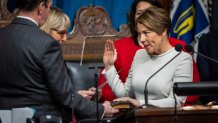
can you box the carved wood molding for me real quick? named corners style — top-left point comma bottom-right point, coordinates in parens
top-left (62, 5), bottom-right (131, 61)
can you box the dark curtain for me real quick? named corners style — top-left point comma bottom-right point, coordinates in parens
top-left (211, 0), bottom-right (218, 30)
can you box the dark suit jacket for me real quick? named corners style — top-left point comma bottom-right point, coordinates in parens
top-left (197, 29), bottom-right (218, 104)
top-left (0, 18), bottom-right (104, 120)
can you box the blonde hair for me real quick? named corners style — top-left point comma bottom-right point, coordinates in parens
top-left (40, 7), bottom-right (70, 33)
top-left (136, 6), bottom-right (171, 35)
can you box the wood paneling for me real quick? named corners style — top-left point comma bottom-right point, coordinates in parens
top-left (62, 5), bottom-right (131, 62)
top-left (106, 107), bottom-right (218, 123)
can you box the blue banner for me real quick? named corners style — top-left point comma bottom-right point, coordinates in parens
top-left (170, 0), bottom-right (209, 44)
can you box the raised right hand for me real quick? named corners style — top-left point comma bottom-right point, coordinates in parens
top-left (103, 40), bottom-right (117, 71)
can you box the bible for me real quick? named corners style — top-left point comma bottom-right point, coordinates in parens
top-left (111, 101), bottom-right (132, 109)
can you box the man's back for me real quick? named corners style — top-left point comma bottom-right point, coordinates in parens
top-left (0, 0), bottom-right (118, 121)
top-left (0, 17), bottom-right (107, 120)
top-left (0, 17), bottom-right (66, 111)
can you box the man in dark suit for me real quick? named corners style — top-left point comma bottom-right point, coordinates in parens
top-left (197, 29), bottom-right (218, 104)
top-left (0, 0), bottom-right (118, 121)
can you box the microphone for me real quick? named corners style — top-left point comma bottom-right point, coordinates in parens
top-left (175, 44), bottom-right (183, 51)
top-left (173, 81), bottom-right (218, 96)
top-left (185, 45), bottom-right (218, 63)
top-left (144, 44), bottom-right (182, 106)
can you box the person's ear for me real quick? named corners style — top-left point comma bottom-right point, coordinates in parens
top-left (37, 2), bottom-right (46, 15)
top-left (161, 29), bottom-right (167, 38)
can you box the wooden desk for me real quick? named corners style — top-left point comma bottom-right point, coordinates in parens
top-left (109, 107), bottom-right (218, 123)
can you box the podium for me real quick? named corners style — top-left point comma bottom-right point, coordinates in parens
top-left (106, 106), bottom-right (218, 123)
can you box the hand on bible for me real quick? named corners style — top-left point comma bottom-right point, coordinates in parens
top-left (114, 97), bottom-right (140, 107)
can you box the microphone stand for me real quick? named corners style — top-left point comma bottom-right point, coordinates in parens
top-left (194, 51), bottom-right (218, 63)
top-left (94, 70), bottom-right (99, 123)
top-left (144, 51), bottom-right (182, 106)
top-left (172, 91), bottom-right (178, 121)
top-left (185, 44), bottom-right (218, 63)
top-left (88, 66), bottom-right (103, 123)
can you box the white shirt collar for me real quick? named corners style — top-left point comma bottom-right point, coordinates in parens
top-left (17, 16), bottom-right (38, 26)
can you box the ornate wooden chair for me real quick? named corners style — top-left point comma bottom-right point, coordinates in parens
top-left (62, 5), bottom-right (131, 90)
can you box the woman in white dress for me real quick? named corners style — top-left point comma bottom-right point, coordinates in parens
top-left (102, 6), bottom-right (193, 108)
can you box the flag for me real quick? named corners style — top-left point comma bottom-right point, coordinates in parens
top-left (170, 0), bottom-right (210, 60)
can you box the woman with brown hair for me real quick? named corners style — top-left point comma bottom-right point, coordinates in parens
top-left (102, 6), bottom-right (193, 107)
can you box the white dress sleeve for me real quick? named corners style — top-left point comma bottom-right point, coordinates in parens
top-left (102, 65), bottom-right (135, 98)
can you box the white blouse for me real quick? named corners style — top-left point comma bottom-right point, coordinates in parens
top-left (103, 48), bottom-right (193, 107)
